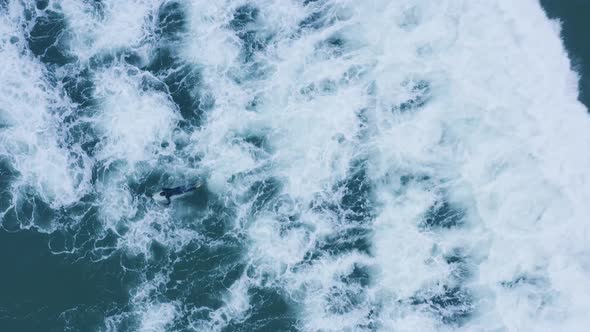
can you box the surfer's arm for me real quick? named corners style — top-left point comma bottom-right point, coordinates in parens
top-left (180, 182), bottom-right (201, 193)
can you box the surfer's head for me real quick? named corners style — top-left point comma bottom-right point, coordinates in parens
top-left (153, 191), bottom-right (170, 204)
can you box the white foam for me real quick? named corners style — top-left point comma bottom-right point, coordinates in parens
top-left (363, 0), bottom-right (590, 331)
top-left (183, 1), bottom-right (241, 70)
top-left (59, 0), bottom-right (158, 61)
top-left (121, 209), bottom-right (199, 256)
top-left (138, 302), bottom-right (178, 332)
top-left (183, 0), bottom-right (590, 330)
top-left (248, 215), bottom-right (313, 271)
top-left (290, 252), bottom-right (374, 332)
top-left (202, 275), bottom-right (252, 331)
top-left (92, 66), bottom-right (180, 166)
top-left (0, 8), bottom-right (91, 210)
top-left (125, 271), bottom-right (179, 332)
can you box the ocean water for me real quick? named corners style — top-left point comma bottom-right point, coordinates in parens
top-left (540, 0), bottom-right (590, 108)
top-left (1, 1), bottom-right (589, 331)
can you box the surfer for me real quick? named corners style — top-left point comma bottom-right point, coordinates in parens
top-left (153, 182), bottom-right (202, 205)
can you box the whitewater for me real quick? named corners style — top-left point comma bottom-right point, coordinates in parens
top-left (1, 0), bottom-right (590, 331)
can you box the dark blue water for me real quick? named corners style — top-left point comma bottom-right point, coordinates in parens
top-left (540, 0), bottom-right (590, 109)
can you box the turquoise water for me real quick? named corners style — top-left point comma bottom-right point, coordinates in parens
top-left (1, 1), bottom-right (590, 331)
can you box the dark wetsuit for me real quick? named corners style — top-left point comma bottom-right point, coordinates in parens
top-left (159, 185), bottom-right (197, 205)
